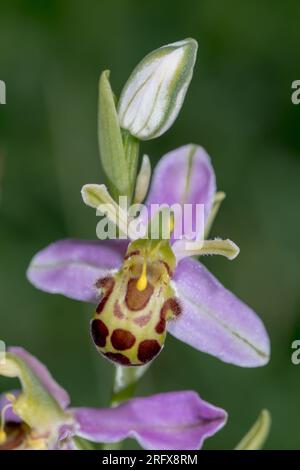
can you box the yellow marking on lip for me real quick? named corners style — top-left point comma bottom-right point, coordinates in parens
top-left (0, 429), bottom-right (7, 444)
top-left (136, 260), bottom-right (148, 291)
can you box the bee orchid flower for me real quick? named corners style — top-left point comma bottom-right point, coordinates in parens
top-left (27, 144), bottom-right (270, 368)
top-left (0, 347), bottom-right (227, 450)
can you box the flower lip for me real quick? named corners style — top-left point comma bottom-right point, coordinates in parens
top-left (90, 239), bottom-right (178, 367)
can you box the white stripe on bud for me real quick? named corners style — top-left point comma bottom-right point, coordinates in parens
top-left (118, 38), bottom-right (198, 140)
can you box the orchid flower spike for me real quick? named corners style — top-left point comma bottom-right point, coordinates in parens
top-left (28, 144), bottom-right (270, 368)
top-left (0, 347), bottom-right (227, 450)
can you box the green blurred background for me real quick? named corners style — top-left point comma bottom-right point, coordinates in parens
top-left (0, 0), bottom-right (300, 450)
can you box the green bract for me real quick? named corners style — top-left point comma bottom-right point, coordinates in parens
top-left (235, 410), bottom-right (271, 450)
top-left (98, 71), bottom-right (138, 202)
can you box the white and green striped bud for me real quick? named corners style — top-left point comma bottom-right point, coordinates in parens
top-left (118, 38), bottom-right (198, 140)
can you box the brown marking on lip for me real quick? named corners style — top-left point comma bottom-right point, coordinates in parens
top-left (96, 277), bottom-right (115, 314)
top-left (125, 279), bottom-right (154, 311)
top-left (91, 319), bottom-right (109, 347)
top-left (111, 329), bottom-right (136, 350)
top-left (104, 352), bottom-right (131, 366)
top-left (113, 301), bottom-right (125, 319)
top-left (95, 276), bottom-right (114, 290)
top-left (0, 423), bottom-right (29, 450)
top-left (155, 298), bottom-right (182, 334)
top-left (133, 311), bottom-right (152, 327)
top-left (159, 260), bottom-right (173, 278)
top-left (124, 250), bottom-right (140, 260)
top-left (138, 339), bottom-right (161, 363)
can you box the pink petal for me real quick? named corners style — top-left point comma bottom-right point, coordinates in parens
top-left (169, 257), bottom-right (270, 367)
top-left (73, 391), bottom-right (227, 450)
top-left (27, 239), bottom-right (127, 303)
top-left (145, 144), bottom-right (216, 240)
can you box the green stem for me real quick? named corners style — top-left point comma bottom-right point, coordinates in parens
top-left (73, 436), bottom-right (96, 450)
top-left (102, 365), bottom-right (150, 450)
top-left (111, 365), bottom-right (148, 406)
top-left (122, 130), bottom-right (140, 203)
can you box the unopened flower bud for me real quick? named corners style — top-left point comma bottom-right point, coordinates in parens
top-left (118, 38), bottom-right (198, 140)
